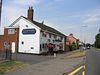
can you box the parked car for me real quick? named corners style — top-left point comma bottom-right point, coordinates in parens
top-left (87, 46), bottom-right (90, 49)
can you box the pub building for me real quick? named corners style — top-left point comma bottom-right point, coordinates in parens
top-left (0, 7), bottom-right (66, 54)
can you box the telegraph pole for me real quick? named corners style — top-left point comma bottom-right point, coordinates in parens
top-left (0, 0), bottom-right (2, 27)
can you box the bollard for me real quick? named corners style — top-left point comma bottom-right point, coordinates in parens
top-left (54, 53), bottom-right (56, 57)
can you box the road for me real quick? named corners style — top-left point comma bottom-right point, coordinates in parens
top-left (11, 53), bottom-right (54, 64)
top-left (85, 48), bottom-right (100, 75)
top-left (68, 65), bottom-right (85, 75)
top-left (68, 48), bottom-right (100, 75)
top-left (4, 50), bottom-right (84, 75)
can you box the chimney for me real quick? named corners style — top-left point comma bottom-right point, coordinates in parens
top-left (70, 33), bottom-right (73, 36)
top-left (41, 21), bottom-right (44, 25)
top-left (27, 6), bottom-right (34, 21)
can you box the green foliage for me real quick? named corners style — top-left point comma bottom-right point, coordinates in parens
top-left (95, 33), bottom-right (100, 48)
top-left (0, 60), bottom-right (24, 74)
top-left (68, 41), bottom-right (77, 51)
top-left (69, 44), bottom-right (72, 51)
top-left (72, 41), bottom-right (76, 49)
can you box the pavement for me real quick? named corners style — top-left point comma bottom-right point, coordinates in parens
top-left (85, 48), bottom-right (100, 75)
top-left (4, 50), bottom-right (85, 75)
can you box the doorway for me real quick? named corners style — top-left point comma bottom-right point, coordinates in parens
top-left (12, 42), bottom-right (15, 53)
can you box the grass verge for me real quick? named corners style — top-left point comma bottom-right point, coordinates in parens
top-left (0, 60), bottom-right (26, 75)
top-left (67, 50), bottom-right (87, 59)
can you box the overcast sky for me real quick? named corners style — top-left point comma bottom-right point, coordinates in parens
top-left (1, 0), bottom-right (100, 44)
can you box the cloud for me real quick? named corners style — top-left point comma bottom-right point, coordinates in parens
top-left (83, 17), bottom-right (100, 23)
top-left (1, 5), bottom-right (27, 27)
top-left (1, 0), bottom-right (44, 27)
top-left (81, 8), bottom-right (100, 23)
top-left (44, 21), bottom-right (60, 30)
top-left (11, 0), bottom-right (41, 6)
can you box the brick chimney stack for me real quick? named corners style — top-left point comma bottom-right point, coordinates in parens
top-left (28, 6), bottom-right (34, 21)
top-left (70, 33), bottom-right (73, 36)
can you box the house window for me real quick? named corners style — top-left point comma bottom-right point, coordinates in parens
top-left (4, 42), bottom-right (7, 46)
top-left (42, 31), bottom-right (46, 37)
top-left (68, 38), bottom-right (71, 41)
top-left (40, 44), bottom-right (42, 51)
top-left (22, 41), bottom-right (24, 45)
top-left (54, 35), bottom-right (57, 39)
top-left (8, 29), bottom-right (15, 34)
top-left (26, 25), bottom-right (28, 27)
top-left (49, 33), bottom-right (51, 38)
top-left (44, 34), bottom-right (46, 37)
top-left (61, 37), bottom-right (63, 40)
top-left (48, 39), bottom-right (50, 42)
top-left (8, 42), bottom-right (10, 46)
top-left (42, 31), bottom-right (44, 36)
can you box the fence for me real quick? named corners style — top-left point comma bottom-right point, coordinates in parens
top-left (0, 50), bottom-right (12, 61)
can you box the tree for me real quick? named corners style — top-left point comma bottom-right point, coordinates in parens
top-left (95, 32), bottom-right (100, 48)
top-left (68, 41), bottom-right (77, 51)
top-left (72, 41), bottom-right (76, 50)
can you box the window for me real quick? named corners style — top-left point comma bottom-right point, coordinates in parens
top-left (42, 31), bottom-right (44, 36)
top-left (22, 41), bottom-right (24, 45)
top-left (8, 42), bottom-right (10, 46)
top-left (54, 35), bottom-right (57, 39)
top-left (40, 44), bottom-right (42, 51)
top-left (4, 42), bottom-right (7, 46)
top-left (48, 39), bottom-right (50, 42)
top-left (8, 29), bottom-right (15, 34)
top-left (49, 33), bottom-right (51, 38)
top-left (31, 47), bottom-right (34, 49)
top-left (44, 34), bottom-right (46, 37)
top-left (42, 31), bottom-right (46, 37)
top-left (26, 25), bottom-right (28, 27)
top-left (61, 37), bottom-right (63, 40)
top-left (68, 38), bottom-right (71, 41)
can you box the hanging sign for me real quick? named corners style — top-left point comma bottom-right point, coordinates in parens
top-left (44, 32), bottom-right (48, 35)
top-left (22, 28), bottom-right (36, 35)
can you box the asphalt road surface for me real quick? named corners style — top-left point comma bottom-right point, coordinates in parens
top-left (12, 53), bottom-right (54, 64)
top-left (74, 68), bottom-right (85, 75)
top-left (86, 48), bottom-right (100, 75)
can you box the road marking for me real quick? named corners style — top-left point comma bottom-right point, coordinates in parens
top-left (82, 71), bottom-right (85, 75)
top-left (68, 65), bottom-right (85, 75)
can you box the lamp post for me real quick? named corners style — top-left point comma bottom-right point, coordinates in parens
top-left (0, 0), bottom-right (2, 27)
top-left (81, 25), bottom-right (88, 47)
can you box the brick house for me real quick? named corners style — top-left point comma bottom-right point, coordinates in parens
top-left (66, 33), bottom-right (79, 50)
top-left (0, 28), bottom-right (19, 53)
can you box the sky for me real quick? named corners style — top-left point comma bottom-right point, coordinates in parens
top-left (1, 0), bottom-right (100, 44)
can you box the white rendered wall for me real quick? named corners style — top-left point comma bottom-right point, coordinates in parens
top-left (0, 28), bottom-right (4, 35)
top-left (12, 18), bottom-right (40, 54)
top-left (40, 31), bottom-right (65, 52)
top-left (10, 17), bottom-right (65, 54)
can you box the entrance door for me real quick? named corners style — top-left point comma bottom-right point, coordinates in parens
top-left (12, 42), bottom-right (15, 53)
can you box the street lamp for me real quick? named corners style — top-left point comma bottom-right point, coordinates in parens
top-left (81, 25), bottom-right (88, 47)
top-left (0, 0), bottom-right (2, 27)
